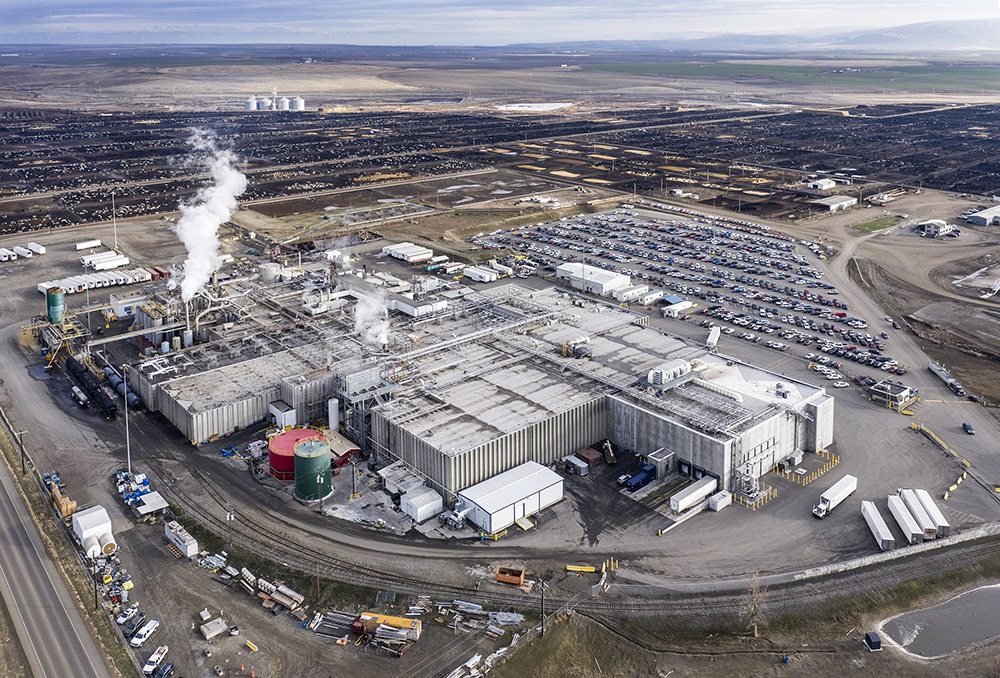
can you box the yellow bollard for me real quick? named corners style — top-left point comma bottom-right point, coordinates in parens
top-left (943, 491), bottom-right (950, 501)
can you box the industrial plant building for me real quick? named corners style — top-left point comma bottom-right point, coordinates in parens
top-left (122, 262), bottom-right (833, 505)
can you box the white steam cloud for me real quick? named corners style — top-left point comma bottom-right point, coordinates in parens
top-left (354, 292), bottom-right (390, 347)
top-left (173, 129), bottom-right (247, 302)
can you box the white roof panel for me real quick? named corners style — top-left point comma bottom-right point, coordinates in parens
top-left (459, 461), bottom-right (562, 514)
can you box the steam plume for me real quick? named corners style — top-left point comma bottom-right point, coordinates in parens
top-left (173, 129), bottom-right (247, 302)
top-left (354, 292), bottom-right (390, 347)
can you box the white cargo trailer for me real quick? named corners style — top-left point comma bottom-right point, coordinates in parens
top-left (75, 239), bottom-right (102, 250)
top-left (81, 251), bottom-right (119, 266)
top-left (887, 494), bottom-right (923, 544)
top-left (900, 489), bottom-right (937, 540)
top-left (812, 474), bottom-right (857, 518)
top-left (670, 476), bottom-right (718, 513)
top-left (12, 246), bottom-right (31, 258)
top-left (27, 242), bottom-right (45, 255)
top-left (914, 488), bottom-right (950, 537)
top-left (463, 266), bottom-right (499, 283)
top-left (861, 500), bottom-right (895, 551)
top-left (93, 256), bottom-right (130, 271)
top-left (0, 249), bottom-right (17, 261)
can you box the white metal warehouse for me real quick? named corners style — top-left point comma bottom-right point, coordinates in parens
top-left (458, 461), bottom-right (564, 534)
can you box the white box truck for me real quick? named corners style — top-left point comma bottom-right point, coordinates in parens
top-left (812, 474), bottom-right (857, 518)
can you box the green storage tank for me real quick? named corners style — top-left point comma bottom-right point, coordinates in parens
top-left (46, 287), bottom-right (65, 324)
top-left (294, 438), bottom-right (332, 501)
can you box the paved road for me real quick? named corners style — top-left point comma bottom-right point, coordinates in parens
top-left (0, 456), bottom-right (112, 678)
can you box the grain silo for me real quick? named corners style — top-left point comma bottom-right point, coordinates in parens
top-left (277, 97), bottom-right (290, 111)
top-left (257, 97), bottom-right (273, 111)
top-left (245, 95), bottom-right (258, 111)
top-left (46, 286), bottom-right (65, 324)
top-left (293, 437), bottom-right (332, 501)
top-left (291, 96), bottom-right (305, 111)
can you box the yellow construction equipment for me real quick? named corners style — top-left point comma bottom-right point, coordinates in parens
top-left (566, 565), bottom-right (597, 573)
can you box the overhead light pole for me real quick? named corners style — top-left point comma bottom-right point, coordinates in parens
top-left (14, 430), bottom-right (26, 475)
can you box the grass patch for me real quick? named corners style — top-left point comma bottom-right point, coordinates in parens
top-left (853, 216), bottom-right (897, 232)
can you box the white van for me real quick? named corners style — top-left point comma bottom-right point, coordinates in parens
top-left (130, 619), bottom-right (160, 648)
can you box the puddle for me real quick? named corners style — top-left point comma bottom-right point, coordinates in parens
top-left (881, 584), bottom-right (1000, 658)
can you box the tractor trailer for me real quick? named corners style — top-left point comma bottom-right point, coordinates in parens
top-left (812, 474), bottom-right (857, 518)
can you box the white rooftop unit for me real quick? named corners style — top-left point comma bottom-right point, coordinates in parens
top-left (648, 359), bottom-right (691, 385)
top-left (458, 461), bottom-right (564, 534)
top-left (914, 488), bottom-right (950, 537)
top-left (401, 485), bottom-right (443, 523)
top-left (887, 494), bottom-right (922, 545)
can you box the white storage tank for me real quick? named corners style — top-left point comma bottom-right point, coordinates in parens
top-left (259, 262), bottom-right (281, 284)
top-left (72, 505), bottom-right (114, 559)
top-left (277, 97), bottom-right (290, 111)
top-left (257, 97), bottom-right (273, 111)
top-left (245, 95), bottom-right (258, 111)
top-left (291, 96), bottom-right (305, 111)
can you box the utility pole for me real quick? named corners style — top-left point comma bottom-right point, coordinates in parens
top-left (15, 430), bottom-right (26, 475)
top-left (540, 579), bottom-right (546, 637)
top-left (93, 561), bottom-right (99, 610)
top-left (225, 505), bottom-right (235, 550)
top-left (317, 472), bottom-right (325, 513)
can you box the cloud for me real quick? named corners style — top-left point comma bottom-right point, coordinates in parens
top-left (0, 0), bottom-right (996, 44)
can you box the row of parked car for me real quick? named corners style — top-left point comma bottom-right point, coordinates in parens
top-left (116, 603), bottom-right (172, 676)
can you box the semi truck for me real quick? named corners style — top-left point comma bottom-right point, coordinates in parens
top-left (928, 362), bottom-right (965, 396)
top-left (812, 474), bottom-right (857, 518)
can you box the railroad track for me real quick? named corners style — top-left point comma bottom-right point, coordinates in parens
top-left (130, 438), bottom-right (1000, 617)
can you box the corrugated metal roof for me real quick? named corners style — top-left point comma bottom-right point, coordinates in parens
top-left (403, 486), bottom-right (442, 510)
top-left (459, 461), bottom-right (562, 514)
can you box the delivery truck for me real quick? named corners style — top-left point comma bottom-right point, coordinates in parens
top-left (812, 474), bottom-right (857, 518)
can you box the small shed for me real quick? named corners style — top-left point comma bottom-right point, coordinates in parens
top-left (201, 617), bottom-right (228, 640)
top-left (401, 485), bottom-right (443, 523)
top-left (378, 460), bottom-right (424, 495)
top-left (574, 447), bottom-right (603, 468)
top-left (865, 631), bottom-right (882, 652)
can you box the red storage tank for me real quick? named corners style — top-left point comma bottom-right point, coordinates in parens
top-left (268, 428), bottom-right (320, 481)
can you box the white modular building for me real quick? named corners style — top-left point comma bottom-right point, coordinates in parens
top-left (401, 485), bottom-right (444, 523)
top-left (807, 178), bottom-right (837, 191)
top-left (555, 262), bottom-right (631, 296)
top-left (810, 195), bottom-right (858, 212)
top-left (72, 505), bottom-right (117, 558)
top-left (457, 461), bottom-right (564, 534)
top-left (165, 520), bottom-right (199, 557)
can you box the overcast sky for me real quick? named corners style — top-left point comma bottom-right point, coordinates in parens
top-left (1, 0), bottom-right (998, 44)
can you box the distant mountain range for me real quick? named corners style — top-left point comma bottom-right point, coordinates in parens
top-left (510, 19), bottom-right (1000, 53)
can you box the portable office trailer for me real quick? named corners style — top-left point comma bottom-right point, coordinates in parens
top-left (914, 488), bottom-right (950, 537)
top-left (900, 489), bottom-right (937, 540)
top-left (887, 494), bottom-right (922, 544)
top-left (861, 500), bottom-right (895, 551)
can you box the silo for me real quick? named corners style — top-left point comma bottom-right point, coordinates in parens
top-left (259, 262), bottom-right (281, 284)
top-left (182, 329), bottom-right (194, 348)
top-left (46, 287), bottom-right (65, 324)
top-left (268, 428), bottom-right (320, 481)
top-left (291, 96), bottom-right (305, 111)
top-left (294, 438), bottom-right (332, 501)
top-left (258, 97), bottom-right (273, 111)
top-left (245, 95), bottom-right (258, 111)
top-left (170, 336), bottom-right (181, 351)
top-left (277, 97), bottom-right (290, 111)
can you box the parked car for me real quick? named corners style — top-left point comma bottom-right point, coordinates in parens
top-left (124, 612), bottom-right (147, 638)
top-left (832, 382), bottom-right (850, 388)
top-left (130, 619), bottom-right (160, 648)
top-left (116, 603), bottom-right (139, 625)
top-left (963, 422), bottom-right (975, 435)
top-left (616, 474), bottom-right (632, 486)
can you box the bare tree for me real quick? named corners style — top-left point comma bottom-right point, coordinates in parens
top-left (741, 568), bottom-right (768, 638)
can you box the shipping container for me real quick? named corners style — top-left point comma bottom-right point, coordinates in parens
top-left (900, 489), bottom-right (937, 540)
top-left (887, 494), bottom-right (923, 544)
top-left (670, 475), bottom-right (717, 512)
top-left (914, 488), bottom-right (950, 537)
top-left (495, 567), bottom-right (525, 586)
top-left (861, 500), bottom-right (895, 551)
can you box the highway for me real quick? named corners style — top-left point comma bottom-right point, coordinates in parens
top-left (0, 456), bottom-right (112, 678)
